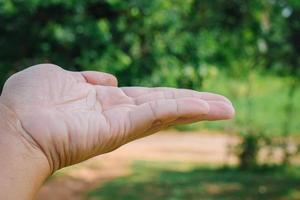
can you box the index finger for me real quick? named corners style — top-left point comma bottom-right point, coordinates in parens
top-left (121, 87), bottom-right (232, 104)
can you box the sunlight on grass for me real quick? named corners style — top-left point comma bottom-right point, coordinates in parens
top-left (86, 161), bottom-right (300, 200)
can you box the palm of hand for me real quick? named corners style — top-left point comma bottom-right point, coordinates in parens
top-left (0, 64), bottom-right (234, 172)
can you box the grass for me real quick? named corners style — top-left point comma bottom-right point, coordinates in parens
top-left (176, 70), bottom-right (300, 135)
top-left (86, 161), bottom-right (300, 200)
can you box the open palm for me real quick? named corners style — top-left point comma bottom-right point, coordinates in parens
top-left (0, 64), bottom-right (234, 172)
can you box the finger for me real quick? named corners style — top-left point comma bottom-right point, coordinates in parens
top-left (81, 71), bottom-right (118, 86)
top-left (127, 98), bottom-right (210, 140)
top-left (168, 100), bottom-right (235, 125)
top-left (204, 101), bottom-right (235, 120)
top-left (122, 87), bottom-right (231, 105)
top-left (94, 86), bottom-right (134, 110)
top-left (134, 101), bottom-right (235, 138)
top-left (134, 91), bottom-right (165, 105)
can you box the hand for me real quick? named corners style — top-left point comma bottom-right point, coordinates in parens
top-left (0, 64), bottom-right (234, 173)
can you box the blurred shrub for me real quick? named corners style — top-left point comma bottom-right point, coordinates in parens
top-left (0, 0), bottom-right (299, 88)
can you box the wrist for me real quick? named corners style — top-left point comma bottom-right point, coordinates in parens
top-left (0, 100), bottom-right (50, 199)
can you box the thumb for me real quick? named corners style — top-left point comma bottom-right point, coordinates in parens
top-left (80, 71), bottom-right (118, 86)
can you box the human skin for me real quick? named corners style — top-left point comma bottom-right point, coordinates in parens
top-left (0, 64), bottom-right (235, 199)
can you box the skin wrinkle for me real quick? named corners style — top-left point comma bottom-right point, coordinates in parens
top-left (175, 100), bottom-right (180, 116)
top-left (149, 101), bottom-right (165, 128)
top-left (124, 87), bottom-right (232, 106)
top-left (51, 133), bottom-right (60, 172)
top-left (0, 101), bottom-right (52, 172)
top-left (49, 112), bottom-right (63, 171)
top-left (96, 90), bottom-right (111, 138)
top-left (95, 119), bottom-right (106, 154)
top-left (101, 111), bottom-right (112, 150)
top-left (86, 113), bottom-right (91, 156)
top-left (86, 88), bottom-right (97, 110)
top-left (54, 84), bottom-right (89, 107)
top-left (80, 72), bottom-right (89, 83)
top-left (82, 113), bottom-right (90, 161)
top-left (95, 115), bottom-right (104, 154)
top-left (120, 112), bottom-right (127, 144)
top-left (58, 137), bottom-right (65, 170)
top-left (74, 72), bottom-right (88, 84)
top-left (67, 115), bottom-right (72, 167)
top-left (118, 87), bottom-right (132, 101)
top-left (145, 116), bottom-right (171, 136)
top-left (54, 95), bottom-right (86, 106)
top-left (91, 113), bottom-right (102, 154)
top-left (148, 99), bottom-right (208, 133)
top-left (136, 92), bottom-right (163, 105)
top-left (131, 97), bottom-right (137, 105)
top-left (126, 110), bottom-right (134, 142)
top-left (120, 87), bottom-right (136, 97)
top-left (76, 115), bottom-right (84, 163)
top-left (95, 89), bottom-right (133, 150)
top-left (166, 89), bottom-right (176, 99)
top-left (46, 142), bottom-right (55, 174)
top-left (129, 96), bottom-right (136, 105)
top-left (19, 121), bottom-right (48, 160)
top-left (108, 89), bottom-right (135, 110)
top-left (87, 114), bottom-right (99, 159)
top-left (94, 89), bottom-right (111, 153)
top-left (52, 84), bottom-right (97, 166)
top-left (61, 113), bottom-right (70, 167)
top-left (115, 112), bottom-right (132, 151)
top-left (146, 124), bottom-right (167, 136)
top-left (109, 120), bottom-right (122, 152)
top-left (148, 101), bottom-right (158, 121)
top-left (121, 111), bottom-right (131, 145)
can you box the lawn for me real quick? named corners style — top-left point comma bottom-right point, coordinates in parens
top-left (87, 161), bottom-right (300, 200)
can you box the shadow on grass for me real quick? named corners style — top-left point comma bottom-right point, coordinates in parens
top-left (87, 162), bottom-right (300, 200)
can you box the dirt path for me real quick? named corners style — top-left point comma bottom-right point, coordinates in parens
top-left (36, 131), bottom-right (238, 200)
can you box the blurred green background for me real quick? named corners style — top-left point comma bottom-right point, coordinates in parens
top-left (0, 0), bottom-right (300, 199)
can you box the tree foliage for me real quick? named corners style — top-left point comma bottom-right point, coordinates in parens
top-left (0, 0), bottom-right (299, 88)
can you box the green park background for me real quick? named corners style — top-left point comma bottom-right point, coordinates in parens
top-left (0, 0), bottom-right (300, 199)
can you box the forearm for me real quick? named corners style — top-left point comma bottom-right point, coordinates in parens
top-left (0, 102), bottom-right (50, 200)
